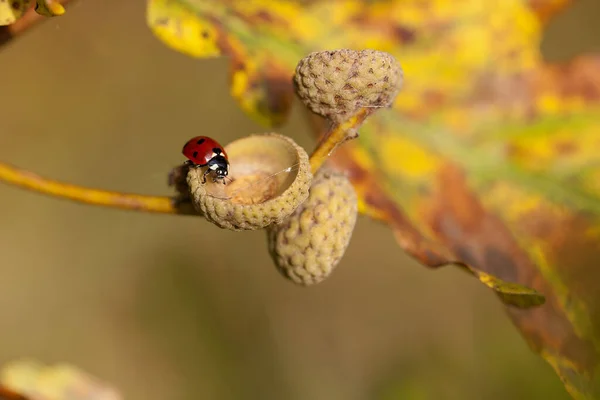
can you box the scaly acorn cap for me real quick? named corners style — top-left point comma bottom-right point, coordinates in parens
top-left (267, 168), bottom-right (358, 285)
top-left (293, 49), bottom-right (403, 122)
top-left (187, 133), bottom-right (312, 231)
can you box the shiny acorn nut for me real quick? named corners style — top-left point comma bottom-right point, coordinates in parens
top-left (187, 133), bottom-right (312, 231)
top-left (267, 169), bottom-right (358, 285)
top-left (293, 49), bottom-right (404, 121)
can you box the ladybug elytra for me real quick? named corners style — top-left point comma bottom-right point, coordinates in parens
top-left (182, 136), bottom-right (229, 184)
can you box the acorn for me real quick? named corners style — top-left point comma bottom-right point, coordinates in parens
top-left (293, 49), bottom-right (403, 121)
top-left (187, 133), bottom-right (313, 231)
top-left (267, 168), bottom-right (358, 285)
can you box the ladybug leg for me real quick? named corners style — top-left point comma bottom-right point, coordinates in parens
top-left (202, 168), bottom-right (212, 184)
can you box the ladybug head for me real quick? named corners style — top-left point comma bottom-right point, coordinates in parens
top-left (215, 164), bottom-right (228, 178)
top-left (207, 155), bottom-right (229, 181)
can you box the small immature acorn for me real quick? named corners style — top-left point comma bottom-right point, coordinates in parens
top-left (293, 49), bottom-right (403, 122)
top-left (187, 133), bottom-right (312, 231)
top-left (267, 168), bottom-right (358, 286)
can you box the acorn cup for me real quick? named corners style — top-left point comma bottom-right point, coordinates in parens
top-left (187, 133), bottom-right (313, 231)
top-left (293, 49), bottom-right (404, 122)
top-left (266, 168), bottom-right (358, 286)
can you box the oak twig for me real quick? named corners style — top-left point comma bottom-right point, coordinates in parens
top-left (0, 0), bottom-right (192, 215)
top-left (309, 108), bottom-right (375, 174)
top-left (0, 162), bottom-right (190, 214)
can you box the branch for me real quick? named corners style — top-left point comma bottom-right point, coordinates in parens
top-left (0, 161), bottom-right (192, 215)
top-left (0, 0), bottom-right (73, 46)
top-left (0, 1), bottom-right (197, 216)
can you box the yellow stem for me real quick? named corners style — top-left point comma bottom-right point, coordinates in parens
top-left (0, 1), bottom-right (189, 215)
top-left (309, 108), bottom-right (374, 174)
top-left (0, 162), bottom-right (186, 214)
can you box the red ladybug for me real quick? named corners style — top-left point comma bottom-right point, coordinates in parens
top-left (182, 136), bottom-right (229, 184)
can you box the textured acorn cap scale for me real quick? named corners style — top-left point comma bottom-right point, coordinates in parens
top-left (187, 133), bottom-right (312, 231)
top-left (293, 49), bottom-right (404, 121)
top-left (267, 169), bottom-right (358, 285)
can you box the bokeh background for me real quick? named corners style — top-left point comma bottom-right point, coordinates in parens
top-left (1, 1), bottom-right (599, 399)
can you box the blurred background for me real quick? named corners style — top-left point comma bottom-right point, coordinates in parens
top-left (1, 1), bottom-right (599, 399)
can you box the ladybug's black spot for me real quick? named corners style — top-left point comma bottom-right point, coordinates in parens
top-left (192, 151), bottom-right (198, 159)
top-left (196, 138), bottom-right (205, 145)
top-left (212, 148), bottom-right (222, 155)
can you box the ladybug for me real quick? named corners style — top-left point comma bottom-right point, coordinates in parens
top-left (182, 136), bottom-right (229, 184)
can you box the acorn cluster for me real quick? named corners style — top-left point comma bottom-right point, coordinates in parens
top-left (170, 49), bottom-right (403, 286)
top-left (169, 133), bottom-right (358, 286)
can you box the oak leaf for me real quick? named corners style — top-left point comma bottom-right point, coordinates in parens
top-left (147, 0), bottom-right (600, 397)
